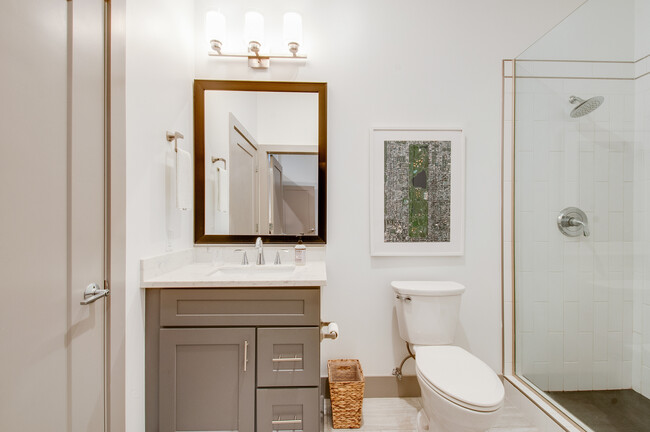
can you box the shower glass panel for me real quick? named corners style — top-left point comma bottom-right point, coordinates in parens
top-left (513, 0), bottom-right (650, 430)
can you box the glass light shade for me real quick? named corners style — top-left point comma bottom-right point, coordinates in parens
top-left (283, 12), bottom-right (303, 45)
top-left (244, 11), bottom-right (264, 44)
top-left (205, 11), bottom-right (226, 44)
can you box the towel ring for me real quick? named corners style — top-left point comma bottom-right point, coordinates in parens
top-left (211, 157), bottom-right (227, 170)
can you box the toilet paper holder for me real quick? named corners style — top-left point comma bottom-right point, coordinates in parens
top-left (321, 321), bottom-right (339, 341)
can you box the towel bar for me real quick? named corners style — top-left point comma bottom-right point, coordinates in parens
top-left (166, 131), bottom-right (184, 152)
top-left (211, 156), bottom-right (227, 169)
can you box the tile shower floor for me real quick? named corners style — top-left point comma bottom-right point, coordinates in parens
top-left (324, 397), bottom-right (539, 432)
top-left (547, 390), bottom-right (650, 432)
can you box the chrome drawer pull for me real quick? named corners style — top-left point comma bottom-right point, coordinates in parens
top-left (272, 356), bottom-right (303, 362)
top-left (243, 340), bottom-right (249, 372)
top-left (272, 416), bottom-right (302, 426)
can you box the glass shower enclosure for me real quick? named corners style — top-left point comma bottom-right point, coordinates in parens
top-left (511, 0), bottom-right (650, 430)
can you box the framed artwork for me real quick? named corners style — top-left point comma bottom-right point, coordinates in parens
top-left (370, 127), bottom-right (465, 256)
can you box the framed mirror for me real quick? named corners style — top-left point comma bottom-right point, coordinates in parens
top-left (194, 80), bottom-right (327, 244)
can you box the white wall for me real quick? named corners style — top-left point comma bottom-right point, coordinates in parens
top-left (191, 0), bottom-right (584, 378)
top-left (519, 0), bottom-right (636, 61)
top-left (256, 92), bottom-right (318, 145)
top-left (636, 0), bottom-right (650, 59)
top-left (124, 0), bottom-right (195, 430)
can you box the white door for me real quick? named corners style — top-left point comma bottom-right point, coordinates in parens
top-left (229, 115), bottom-right (259, 235)
top-left (270, 155), bottom-right (285, 234)
top-left (0, 0), bottom-right (108, 430)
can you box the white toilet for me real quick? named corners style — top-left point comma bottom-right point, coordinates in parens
top-left (392, 281), bottom-right (504, 432)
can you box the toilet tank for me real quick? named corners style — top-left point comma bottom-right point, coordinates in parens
top-left (392, 281), bottom-right (465, 345)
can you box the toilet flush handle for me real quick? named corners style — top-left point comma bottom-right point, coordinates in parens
top-left (395, 294), bottom-right (412, 302)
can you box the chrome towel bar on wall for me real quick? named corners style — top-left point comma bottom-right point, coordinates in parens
top-left (211, 156), bottom-right (227, 169)
top-left (166, 131), bottom-right (184, 152)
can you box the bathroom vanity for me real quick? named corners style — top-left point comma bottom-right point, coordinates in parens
top-left (142, 251), bottom-right (327, 432)
top-left (143, 78), bottom-right (330, 432)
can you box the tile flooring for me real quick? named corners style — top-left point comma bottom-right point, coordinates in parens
top-left (324, 397), bottom-right (539, 432)
top-left (547, 390), bottom-right (650, 432)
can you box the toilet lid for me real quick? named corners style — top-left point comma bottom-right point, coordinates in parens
top-left (391, 281), bottom-right (465, 296)
top-left (415, 346), bottom-right (504, 411)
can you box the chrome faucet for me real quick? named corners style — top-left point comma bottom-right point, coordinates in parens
top-left (255, 237), bottom-right (265, 265)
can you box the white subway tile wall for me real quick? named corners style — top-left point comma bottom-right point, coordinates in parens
top-left (511, 58), bottom-right (640, 393)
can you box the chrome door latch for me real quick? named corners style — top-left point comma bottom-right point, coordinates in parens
top-left (81, 282), bottom-right (109, 305)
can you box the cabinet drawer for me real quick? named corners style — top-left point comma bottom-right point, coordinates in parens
top-left (257, 328), bottom-right (319, 387)
top-left (257, 387), bottom-right (319, 432)
top-left (160, 288), bottom-right (319, 327)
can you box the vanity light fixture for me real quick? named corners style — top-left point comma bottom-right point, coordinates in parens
top-left (206, 10), bottom-right (306, 69)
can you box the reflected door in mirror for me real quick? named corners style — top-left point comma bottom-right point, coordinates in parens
top-left (284, 185), bottom-right (315, 235)
top-left (229, 116), bottom-right (259, 235)
top-left (270, 155), bottom-right (284, 234)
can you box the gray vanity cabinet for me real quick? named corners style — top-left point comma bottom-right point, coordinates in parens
top-left (146, 287), bottom-right (321, 432)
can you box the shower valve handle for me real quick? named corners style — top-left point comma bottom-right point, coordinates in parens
top-left (557, 207), bottom-right (590, 238)
top-left (567, 217), bottom-right (590, 237)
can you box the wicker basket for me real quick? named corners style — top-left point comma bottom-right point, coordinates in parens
top-left (328, 359), bottom-right (365, 429)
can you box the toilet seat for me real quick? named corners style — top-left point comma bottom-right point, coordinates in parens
top-left (415, 346), bottom-right (504, 413)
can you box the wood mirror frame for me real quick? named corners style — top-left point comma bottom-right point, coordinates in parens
top-left (194, 80), bottom-right (327, 244)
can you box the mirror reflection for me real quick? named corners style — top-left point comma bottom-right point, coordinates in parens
top-left (204, 90), bottom-right (319, 236)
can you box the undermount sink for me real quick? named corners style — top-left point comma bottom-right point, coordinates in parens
top-left (207, 264), bottom-right (296, 276)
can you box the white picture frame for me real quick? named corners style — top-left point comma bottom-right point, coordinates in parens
top-left (370, 127), bottom-right (465, 256)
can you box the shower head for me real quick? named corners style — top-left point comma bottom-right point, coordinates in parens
top-left (569, 95), bottom-right (604, 118)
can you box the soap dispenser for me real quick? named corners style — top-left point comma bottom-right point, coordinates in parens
top-left (294, 237), bottom-right (306, 266)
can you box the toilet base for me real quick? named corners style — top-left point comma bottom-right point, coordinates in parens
top-left (416, 409), bottom-right (429, 432)
top-left (416, 409), bottom-right (446, 432)
top-left (417, 393), bottom-right (503, 432)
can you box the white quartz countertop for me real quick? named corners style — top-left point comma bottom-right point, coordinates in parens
top-left (141, 261), bottom-right (327, 288)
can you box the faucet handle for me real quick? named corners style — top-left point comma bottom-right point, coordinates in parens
top-left (274, 249), bottom-right (290, 265)
top-left (569, 217), bottom-right (590, 237)
top-left (233, 249), bottom-right (249, 265)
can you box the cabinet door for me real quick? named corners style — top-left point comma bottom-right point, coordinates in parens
top-left (159, 328), bottom-right (255, 432)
